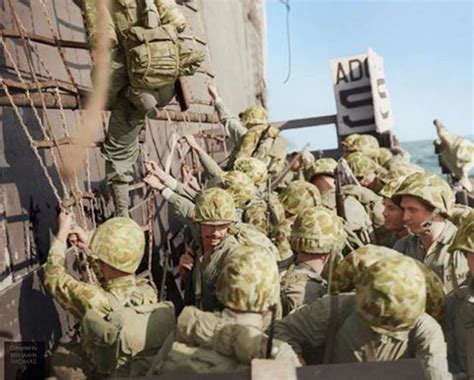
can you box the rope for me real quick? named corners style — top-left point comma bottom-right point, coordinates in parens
top-left (279, 0), bottom-right (292, 83)
top-left (7, 0), bottom-right (69, 187)
top-left (0, 79), bottom-right (62, 203)
top-left (38, 0), bottom-right (82, 108)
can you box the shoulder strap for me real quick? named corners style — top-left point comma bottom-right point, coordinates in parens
top-left (322, 295), bottom-right (339, 364)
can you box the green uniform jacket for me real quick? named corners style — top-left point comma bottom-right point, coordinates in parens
top-left (374, 226), bottom-right (407, 249)
top-left (393, 221), bottom-right (469, 293)
top-left (273, 294), bottom-right (451, 380)
top-left (162, 306), bottom-right (300, 374)
top-left (280, 262), bottom-right (327, 316)
top-left (446, 277), bottom-right (474, 378)
top-left (44, 239), bottom-right (157, 320)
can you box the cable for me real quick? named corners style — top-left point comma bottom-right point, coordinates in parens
top-left (279, 0), bottom-right (292, 83)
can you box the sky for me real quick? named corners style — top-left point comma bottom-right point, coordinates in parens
top-left (265, 0), bottom-right (473, 150)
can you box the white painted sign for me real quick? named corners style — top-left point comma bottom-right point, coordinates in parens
top-left (368, 48), bottom-right (394, 133)
top-left (330, 49), bottom-right (394, 135)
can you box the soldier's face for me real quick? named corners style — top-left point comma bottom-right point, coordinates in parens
top-left (200, 223), bottom-right (230, 248)
top-left (383, 198), bottom-right (404, 230)
top-left (400, 196), bottom-right (434, 234)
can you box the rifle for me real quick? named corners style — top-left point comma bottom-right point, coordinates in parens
top-left (159, 249), bottom-right (169, 302)
top-left (265, 304), bottom-right (278, 359)
top-left (270, 143), bottom-right (310, 191)
top-left (334, 164), bottom-right (346, 220)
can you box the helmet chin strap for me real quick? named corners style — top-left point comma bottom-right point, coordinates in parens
top-left (418, 208), bottom-right (441, 235)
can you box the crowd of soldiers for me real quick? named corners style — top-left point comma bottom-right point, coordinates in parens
top-left (40, 1), bottom-right (473, 379)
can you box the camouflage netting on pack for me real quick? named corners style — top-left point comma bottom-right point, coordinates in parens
top-left (332, 245), bottom-right (446, 322)
top-left (449, 209), bottom-right (474, 254)
top-left (289, 206), bottom-right (346, 254)
top-left (278, 180), bottom-right (321, 216)
top-left (393, 172), bottom-right (455, 217)
top-left (126, 25), bottom-right (204, 90)
top-left (241, 106), bottom-right (268, 127)
top-left (194, 188), bottom-right (237, 225)
top-left (307, 157), bottom-right (337, 180)
top-left (234, 157), bottom-right (268, 188)
top-left (356, 255), bottom-right (426, 333)
top-left (90, 217), bottom-right (145, 273)
top-left (436, 121), bottom-right (474, 191)
top-left (215, 245), bottom-right (280, 312)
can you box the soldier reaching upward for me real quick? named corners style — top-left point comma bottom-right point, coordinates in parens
top-left (44, 213), bottom-right (175, 378)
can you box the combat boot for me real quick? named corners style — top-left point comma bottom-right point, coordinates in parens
top-left (111, 182), bottom-right (129, 217)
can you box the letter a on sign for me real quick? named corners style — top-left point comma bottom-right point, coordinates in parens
top-left (330, 49), bottom-right (394, 136)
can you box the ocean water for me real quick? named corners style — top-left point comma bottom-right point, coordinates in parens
top-left (401, 135), bottom-right (474, 176)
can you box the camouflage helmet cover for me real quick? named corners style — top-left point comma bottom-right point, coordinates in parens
top-left (356, 256), bottom-right (426, 333)
top-left (342, 134), bottom-right (379, 154)
top-left (290, 206), bottom-right (347, 254)
top-left (393, 172), bottom-right (455, 217)
top-left (308, 158), bottom-right (338, 179)
top-left (346, 152), bottom-right (379, 179)
top-left (278, 180), bottom-right (321, 216)
top-left (220, 171), bottom-right (255, 208)
top-left (331, 245), bottom-right (400, 294)
top-left (341, 134), bottom-right (362, 149)
top-left (234, 157), bottom-right (268, 188)
top-left (332, 245), bottom-right (446, 322)
top-left (449, 209), bottom-right (474, 254)
top-left (215, 244), bottom-right (280, 312)
top-left (378, 168), bottom-right (411, 199)
top-left (372, 147), bottom-right (393, 167)
top-left (194, 188), bottom-right (237, 225)
top-left (241, 106), bottom-right (268, 127)
top-left (90, 217), bottom-right (145, 273)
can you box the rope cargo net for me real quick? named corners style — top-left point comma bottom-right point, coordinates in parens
top-left (0, 0), bottom-right (228, 294)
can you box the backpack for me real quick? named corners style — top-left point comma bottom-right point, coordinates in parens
top-left (125, 25), bottom-right (204, 90)
top-left (343, 184), bottom-right (385, 228)
top-left (81, 299), bottom-right (175, 377)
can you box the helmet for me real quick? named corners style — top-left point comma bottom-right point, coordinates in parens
top-left (234, 157), bottom-right (268, 188)
top-left (220, 171), bottom-right (255, 208)
top-left (346, 152), bottom-right (379, 179)
top-left (300, 150), bottom-right (316, 170)
top-left (449, 209), bottom-right (474, 254)
top-left (278, 180), bottom-right (321, 216)
top-left (379, 177), bottom-right (407, 199)
top-left (378, 168), bottom-right (411, 199)
top-left (357, 135), bottom-right (380, 152)
top-left (241, 106), bottom-right (267, 127)
top-left (413, 261), bottom-right (447, 322)
top-left (342, 134), bottom-right (379, 154)
top-left (331, 245), bottom-right (400, 294)
top-left (356, 256), bottom-right (426, 333)
top-left (290, 206), bottom-right (347, 254)
top-left (215, 244), bottom-right (280, 312)
top-left (393, 172), bottom-right (455, 217)
top-left (90, 217), bottom-right (145, 274)
top-left (341, 134), bottom-right (362, 150)
top-left (332, 245), bottom-right (446, 322)
top-left (194, 188), bottom-right (237, 225)
top-left (372, 147), bottom-right (393, 167)
top-left (307, 158), bottom-right (338, 180)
